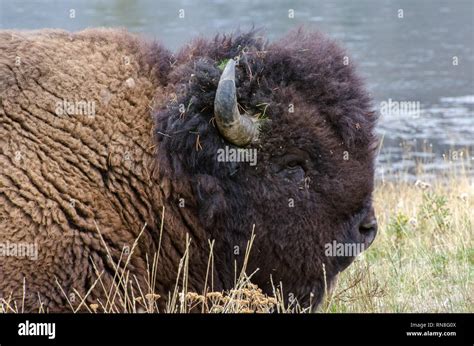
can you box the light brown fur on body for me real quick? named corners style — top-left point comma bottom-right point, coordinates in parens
top-left (0, 29), bottom-right (209, 311)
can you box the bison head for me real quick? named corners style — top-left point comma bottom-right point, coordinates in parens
top-left (155, 29), bottom-right (378, 309)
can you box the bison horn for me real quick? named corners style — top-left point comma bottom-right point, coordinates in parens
top-left (214, 59), bottom-right (259, 146)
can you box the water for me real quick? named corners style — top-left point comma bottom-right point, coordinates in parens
top-left (1, 0), bottom-right (473, 180)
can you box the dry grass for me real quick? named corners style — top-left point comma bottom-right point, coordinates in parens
top-left (0, 223), bottom-right (306, 313)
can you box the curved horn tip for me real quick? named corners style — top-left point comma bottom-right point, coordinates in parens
top-left (220, 59), bottom-right (236, 81)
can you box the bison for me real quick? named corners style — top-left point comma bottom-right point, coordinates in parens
top-left (0, 28), bottom-right (378, 312)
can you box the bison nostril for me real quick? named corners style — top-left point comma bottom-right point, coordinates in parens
top-left (359, 217), bottom-right (378, 247)
top-left (360, 219), bottom-right (377, 233)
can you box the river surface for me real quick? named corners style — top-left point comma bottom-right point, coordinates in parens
top-left (1, 0), bottom-right (473, 180)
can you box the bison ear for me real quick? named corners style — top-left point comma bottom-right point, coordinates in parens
top-left (194, 174), bottom-right (228, 229)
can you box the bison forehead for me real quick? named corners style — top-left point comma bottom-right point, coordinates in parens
top-left (154, 28), bottom-right (378, 191)
top-left (159, 29), bottom-right (376, 152)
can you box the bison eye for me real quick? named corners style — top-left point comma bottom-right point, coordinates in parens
top-left (286, 160), bottom-right (302, 169)
top-left (285, 157), bottom-right (307, 171)
top-left (274, 152), bottom-right (308, 175)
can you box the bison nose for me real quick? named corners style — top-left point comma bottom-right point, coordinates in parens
top-left (359, 213), bottom-right (378, 247)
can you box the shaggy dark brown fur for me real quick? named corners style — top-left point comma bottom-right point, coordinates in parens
top-left (0, 28), bottom-right (378, 312)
